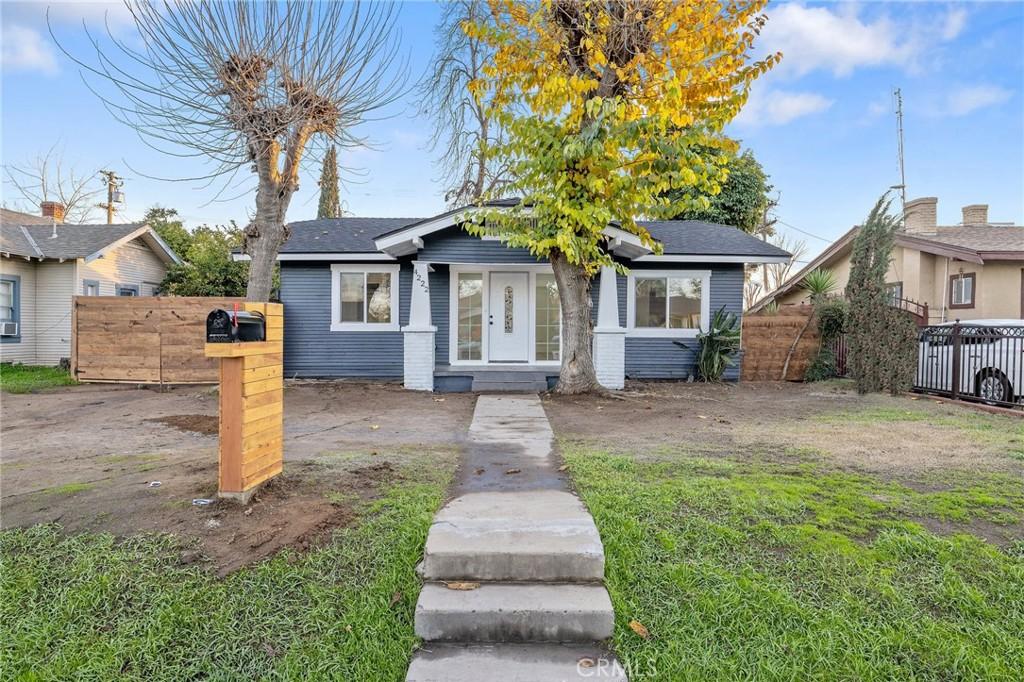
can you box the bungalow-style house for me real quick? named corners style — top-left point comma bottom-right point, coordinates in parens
top-left (754, 198), bottom-right (1023, 323)
top-left (237, 201), bottom-right (790, 391)
top-left (0, 204), bottom-right (181, 365)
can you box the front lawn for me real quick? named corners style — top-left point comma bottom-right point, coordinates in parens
top-left (565, 447), bottom-right (1024, 680)
top-left (1, 470), bottom-right (448, 680)
top-left (0, 363), bottom-right (77, 393)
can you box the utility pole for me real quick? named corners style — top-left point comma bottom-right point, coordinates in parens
top-left (893, 88), bottom-right (908, 216)
top-left (97, 170), bottom-right (124, 224)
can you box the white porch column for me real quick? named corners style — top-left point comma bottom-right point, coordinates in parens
top-left (593, 265), bottom-right (626, 390)
top-left (403, 261), bottom-right (436, 391)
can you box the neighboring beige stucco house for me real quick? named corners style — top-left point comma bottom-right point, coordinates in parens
top-left (0, 206), bottom-right (181, 366)
top-left (754, 198), bottom-right (1023, 323)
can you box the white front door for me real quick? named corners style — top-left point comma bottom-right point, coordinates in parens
top-left (488, 272), bottom-right (529, 362)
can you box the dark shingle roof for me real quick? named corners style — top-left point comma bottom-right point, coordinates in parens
top-left (273, 214), bottom-right (789, 259)
top-left (279, 217), bottom-right (420, 253)
top-left (0, 208), bottom-right (55, 225)
top-left (639, 220), bottom-right (791, 257)
top-left (0, 221), bottom-right (147, 259)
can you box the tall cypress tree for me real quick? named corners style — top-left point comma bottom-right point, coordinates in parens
top-left (317, 146), bottom-right (341, 219)
top-left (846, 195), bottom-right (917, 395)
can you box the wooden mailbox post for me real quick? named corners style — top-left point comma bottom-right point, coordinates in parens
top-left (203, 302), bottom-right (284, 503)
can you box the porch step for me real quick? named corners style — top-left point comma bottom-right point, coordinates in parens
top-left (472, 379), bottom-right (550, 392)
top-left (406, 643), bottom-right (627, 681)
top-left (414, 582), bottom-right (614, 643)
top-left (420, 491), bottom-right (605, 582)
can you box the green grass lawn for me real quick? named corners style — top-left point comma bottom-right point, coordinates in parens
top-left (565, 445), bottom-right (1024, 681)
top-left (0, 363), bottom-right (77, 393)
top-left (1, 470), bottom-right (449, 680)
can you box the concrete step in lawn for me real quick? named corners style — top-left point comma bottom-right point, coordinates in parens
top-left (420, 491), bottom-right (605, 582)
top-left (471, 379), bottom-right (550, 392)
top-left (414, 582), bottom-right (614, 643)
top-left (406, 643), bottom-right (628, 682)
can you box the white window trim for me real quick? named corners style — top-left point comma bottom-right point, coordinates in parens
top-left (626, 269), bottom-right (711, 338)
top-left (330, 263), bottom-right (401, 332)
top-left (448, 264), bottom-right (562, 367)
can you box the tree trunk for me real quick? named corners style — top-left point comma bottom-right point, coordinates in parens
top-left (550, 250), bottom-right (601, 394)
top-left (245, 181), bottom-right (292, 302)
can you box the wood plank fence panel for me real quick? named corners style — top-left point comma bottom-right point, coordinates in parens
top-left (72, 296), bottom-right (246, 384)
top-left (741, 305), bottom-right (821, 382)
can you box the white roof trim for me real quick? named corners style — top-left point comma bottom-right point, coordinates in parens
top-left (83, 225), bottom-right (182, 265)
top-left (232, 252), bottom-right (398, 262)
top-left (374, 210), bottom-right (476, 253)
top-left (634, 254), bottom-right (791, 264)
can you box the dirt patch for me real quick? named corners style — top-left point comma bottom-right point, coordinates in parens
top-left (1, 382), bottom-right (471, 574)
top-left (544, 380), bottom-right (1024, 478)
top-left (147, 414), bottom-right (219, 436)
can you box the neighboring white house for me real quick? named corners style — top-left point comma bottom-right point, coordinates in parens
top-left (0, 206), bottom-right (181, 366)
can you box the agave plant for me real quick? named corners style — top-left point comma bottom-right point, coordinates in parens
top-left (800, 268), bottom-right (838, 303)
top-left (692, 306), bottom-right (742, 382)
top-left (782, 267), bottom-right (838, 380)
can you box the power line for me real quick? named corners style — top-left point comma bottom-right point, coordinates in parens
top-left (775, 219), bottom-right (832, 243)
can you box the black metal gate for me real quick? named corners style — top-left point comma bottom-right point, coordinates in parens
top-left (914, 322), bottom-right (1024, 409)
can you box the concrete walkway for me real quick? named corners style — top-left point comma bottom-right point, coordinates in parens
top-left (406, 395), bottom-right (625, 681)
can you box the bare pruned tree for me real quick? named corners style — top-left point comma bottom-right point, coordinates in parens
top-left (418, 0), bottom-right (509, 206)
top-left (56, 1), bottom-right (407, 300)
top-left (3, 144), bottom-right (102, 223)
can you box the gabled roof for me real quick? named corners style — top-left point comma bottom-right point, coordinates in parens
top-left (246, 202), bottom-right (791, 264)
top-left (0, 208), bottom-right (55, 225)
top-left (0, 219), bottom-right (181, 264)
top-left (752, 221), bottom-right (1024, 311)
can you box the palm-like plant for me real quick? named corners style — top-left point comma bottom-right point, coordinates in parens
top-left (800, 268), bottom-right (838, 303)
top-left (782, 268), bottom-right (837, 380)
top-left (688, 306), bottom-right (742, 382)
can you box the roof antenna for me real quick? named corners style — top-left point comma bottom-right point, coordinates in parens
top-left (893, 87), bottom-right (908, 217)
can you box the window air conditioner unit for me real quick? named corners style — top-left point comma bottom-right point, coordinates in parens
top-left (0, 322), bottom-right (18, 336)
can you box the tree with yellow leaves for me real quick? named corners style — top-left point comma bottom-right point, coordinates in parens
top-left (468, 0), bottom-right (779, 393)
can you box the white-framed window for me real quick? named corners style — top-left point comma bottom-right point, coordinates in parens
top-left (0, 279), bottom-right (16, 320)
top-left (330, 264), bottom-right (400, 331)
top-left (83, 280), bottom-right (100, 296)
top-left (626, 270), bottom-right (711, 337)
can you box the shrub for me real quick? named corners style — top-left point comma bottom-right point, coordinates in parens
top-left (693, 306), bottom-right (742, 382)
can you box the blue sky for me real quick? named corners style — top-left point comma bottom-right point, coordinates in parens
top-left (2, 1), bottom-right (1022, 264)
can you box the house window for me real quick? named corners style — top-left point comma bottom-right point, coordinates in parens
top-left (83, 280), bottom-right (100, 296)
top-left (535, 273), bottom-right (560, 362)
top-left (330, 264), bottom-right (400, 331)
top-left (0, 276), bottom-right (20, 342)
top-left (950, 272), bottom-right (975, 308)
top-left (884, 281), bottom-right (903, 304)
top-left (0, 280), bottom-right (15, 320)
top-left (629, 271), bottom-right (709, 336)
top-left (457, 273), bottom-right (483, 360)
top-left (116, 284), bottom-right (139, 297)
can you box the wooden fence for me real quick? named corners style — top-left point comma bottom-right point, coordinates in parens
top-left (740, 305), bottom-right (821, 381)
top-left (72, 296), bottom-right (246, 384)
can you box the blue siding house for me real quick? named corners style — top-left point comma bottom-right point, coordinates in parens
top-left (241, 202), bottom-right (790, 391)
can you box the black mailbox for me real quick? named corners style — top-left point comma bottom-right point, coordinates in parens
top-left (206, 309), bottom-right (266, 343)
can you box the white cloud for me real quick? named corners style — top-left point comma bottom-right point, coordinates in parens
top-left (941, 8), bottom-right (968, 41)
top-left (1, 24), bottom-right (58, 75)
top-left (734, 88), bottom-right (834, 127)
top-left (943, 85), bottom-right (1012, 117)
top-left (762, 4), bottom-right (914, 77)
top-left (761, 4), bottom-right (967, 79)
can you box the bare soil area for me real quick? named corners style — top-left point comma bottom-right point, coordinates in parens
top-left (1, 381), bottom-right (473, 573)
top-left (544, 380), bottom-right (1024, 478)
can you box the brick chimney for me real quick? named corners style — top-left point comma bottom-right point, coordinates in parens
top-left (961, 204), bottom-right (989, 225)
top-left (40, 201), bottom-right (66, 223)
top-left (903, 197), bottom-right (937, 234)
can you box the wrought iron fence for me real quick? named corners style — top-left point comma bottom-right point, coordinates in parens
top-left (829, 334), bottom-right (849, 378)
top-left (914, 322), bottom-right (1024, 409)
